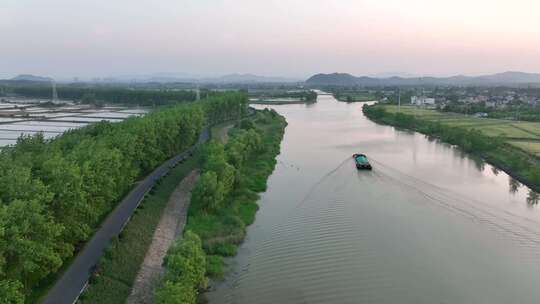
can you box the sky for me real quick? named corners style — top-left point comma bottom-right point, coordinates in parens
top-left (2, 0), bottom-right (540, 80)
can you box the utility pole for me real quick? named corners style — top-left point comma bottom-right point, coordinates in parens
top-left (51, 79), bottom-right (58, 103)
top-left (398, 88), bottom-right (401, 112)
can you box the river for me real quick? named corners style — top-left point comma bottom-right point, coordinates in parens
top-left (207, 93), bottom-right (540, 304)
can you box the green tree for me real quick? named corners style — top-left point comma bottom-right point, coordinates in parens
top-left (164, 231), bottom-right (207, 289)
top-left (191, 172), bottom-right (225, 212)
top-left (0, 200), bottom-right (65, 290)
top-left (0, 280), bottom-right (24, 304)
top-left (155, 281), bottom-right (196, 304)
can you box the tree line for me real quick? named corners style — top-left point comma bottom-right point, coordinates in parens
top-left (6, 85), bottom-right (216, 106)
top-left (0, 92), bottom-right (248, 303)
top-left (249, 90), bottom-right (317, 102)
top-left (442, 101), bottom-right (540, 122)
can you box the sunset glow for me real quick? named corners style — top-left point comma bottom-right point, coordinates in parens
top-left (2, 0), bottom-right (540, 78)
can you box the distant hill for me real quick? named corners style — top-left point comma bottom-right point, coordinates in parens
top-left (474, 71), bottom-right (540, 84)
top-left (203, 73), bottom-right (300, 84)
top-left (86, 73), bottom-right (300, 84)
top-left (306, 73), bottom-right (358, 85)
top-left (11, 74), bottom-right (52, 82)
top-left (305, 71), bottom-right (540, 86)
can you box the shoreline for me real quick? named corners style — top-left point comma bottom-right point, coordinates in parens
top-left (363, 104), bottom-right (540, 193)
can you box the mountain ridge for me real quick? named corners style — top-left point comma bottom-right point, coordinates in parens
top-left (306, 71), bottom-right (540, 86)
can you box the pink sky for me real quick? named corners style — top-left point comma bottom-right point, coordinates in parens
top-left (2, 0), bottom-right (540, 79)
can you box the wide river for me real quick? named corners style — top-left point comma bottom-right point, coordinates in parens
top-left (207, 94), bottom-right (540, 304)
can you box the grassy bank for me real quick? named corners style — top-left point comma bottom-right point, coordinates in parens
top-left (363, 104), bottom-right (540, 192)
top-left (188, 109), bottom-right (286, 275)
top-left (78, 155), bottom-right (198, 303)
top-left (155, 109), bottom-right (286, 302)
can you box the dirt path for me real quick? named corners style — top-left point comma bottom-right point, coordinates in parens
top-left (126, 170), bottom-right (200, 304)
top-left (212, 122), bottom-right (234, 144)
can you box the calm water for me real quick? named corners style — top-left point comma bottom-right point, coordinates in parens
top-left (207, 94), bottom-right (540, 304)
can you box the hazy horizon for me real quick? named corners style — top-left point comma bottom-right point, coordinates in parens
top-left (3, 0), bottom-right (540, 80)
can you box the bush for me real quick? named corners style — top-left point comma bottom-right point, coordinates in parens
top-left (156, 231), bottom-right (207, 304)
top-left (205, 255), bottom-right (225, 278)
top-left (191, 172), bottom-right (225, 213)
top-left (155, 280), bottom-right (197, 304)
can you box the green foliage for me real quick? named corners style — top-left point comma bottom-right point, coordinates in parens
top-left (206, 243), bottom-right (237, 257)
top-left (155, 109), bottom-right (286, 303)
top-left (155, 280), bottom-right (197, 304)
top-left (79, 156), bottom-right (197, 304)
top-left (0, 200), bottom-right (65, 289)
top-left (12, 86), bottom-right (199, 106)
top-left (0, 280), bottom-right (24, 304)
top-left (155, 231), bottom-right (206, 304)
top-left (0, 92), bottom-right (247, 302)
top-left (205, 255), bottom-right (225, 278)
top-left (186, 109), bottom-right (286, 264)
top-left (238, 119), bottom-right (255, 130)
top-left (163, 231), bottom-right (207, 289)
top-left (191, 172), bottom-right (225, 213)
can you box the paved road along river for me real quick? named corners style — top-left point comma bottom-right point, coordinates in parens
top-left (207, 94), bottom-right (540, 304)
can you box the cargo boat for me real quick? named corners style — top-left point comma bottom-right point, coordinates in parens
top-left (353, 153), bottom-right (372, 170)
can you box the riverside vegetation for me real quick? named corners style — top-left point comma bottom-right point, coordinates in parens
top-left (155, 109), bottom-right (287, 303)
top-left (363, 104), bottom-right (540, 192)
top-left (0, 92), bottom-right (248, 303)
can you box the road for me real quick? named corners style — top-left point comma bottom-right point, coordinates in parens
top-left (43, 128), bottom-right (209, 304)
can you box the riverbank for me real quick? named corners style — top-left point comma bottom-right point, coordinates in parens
top-left (363, 103), bottom-right (540, 192)
top-left (155, 109), bottom-right (287, 302)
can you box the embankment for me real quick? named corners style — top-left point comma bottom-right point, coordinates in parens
top-left (155, 109), bottom-right (287, 303)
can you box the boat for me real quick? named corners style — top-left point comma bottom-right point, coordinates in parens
top-left (353, 153), bottom-right (372, 170)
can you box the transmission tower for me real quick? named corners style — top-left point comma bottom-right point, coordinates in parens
top-left (51, 80), bottom-right (58, 103)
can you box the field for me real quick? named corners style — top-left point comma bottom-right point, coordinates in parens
top-left (0, 99), bottom-right (148, 147)
top-left (382, 105), bottom-right (540, 156)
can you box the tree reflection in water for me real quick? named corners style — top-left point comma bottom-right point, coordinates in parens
top-left (472, 157), bottom-right (485, 171)
top-left (527, 190), bottom-right (539, 205)
top-left (509, 177), bottom-right (521, 194)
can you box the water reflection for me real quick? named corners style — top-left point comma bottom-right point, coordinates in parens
top-left (527, 190), bottom-right (539, 205)
top-left (472, 156), bottom-right (485, 171)
top-left (509, 177), bottom-right (522, 194)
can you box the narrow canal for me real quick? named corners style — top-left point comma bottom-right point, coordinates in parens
top-left (207, 93), bottom-right (540, 304)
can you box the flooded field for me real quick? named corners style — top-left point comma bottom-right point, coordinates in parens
top-left (0, 98), bottom-right (148, 146)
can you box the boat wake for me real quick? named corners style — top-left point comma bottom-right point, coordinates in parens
top-left (369, 157), bottom-right (540, 254)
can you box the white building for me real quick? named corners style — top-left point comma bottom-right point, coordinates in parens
top-left (485, 101), bottom-right (497, 108)
top-left (411, 96), bottom-right (435, 106)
